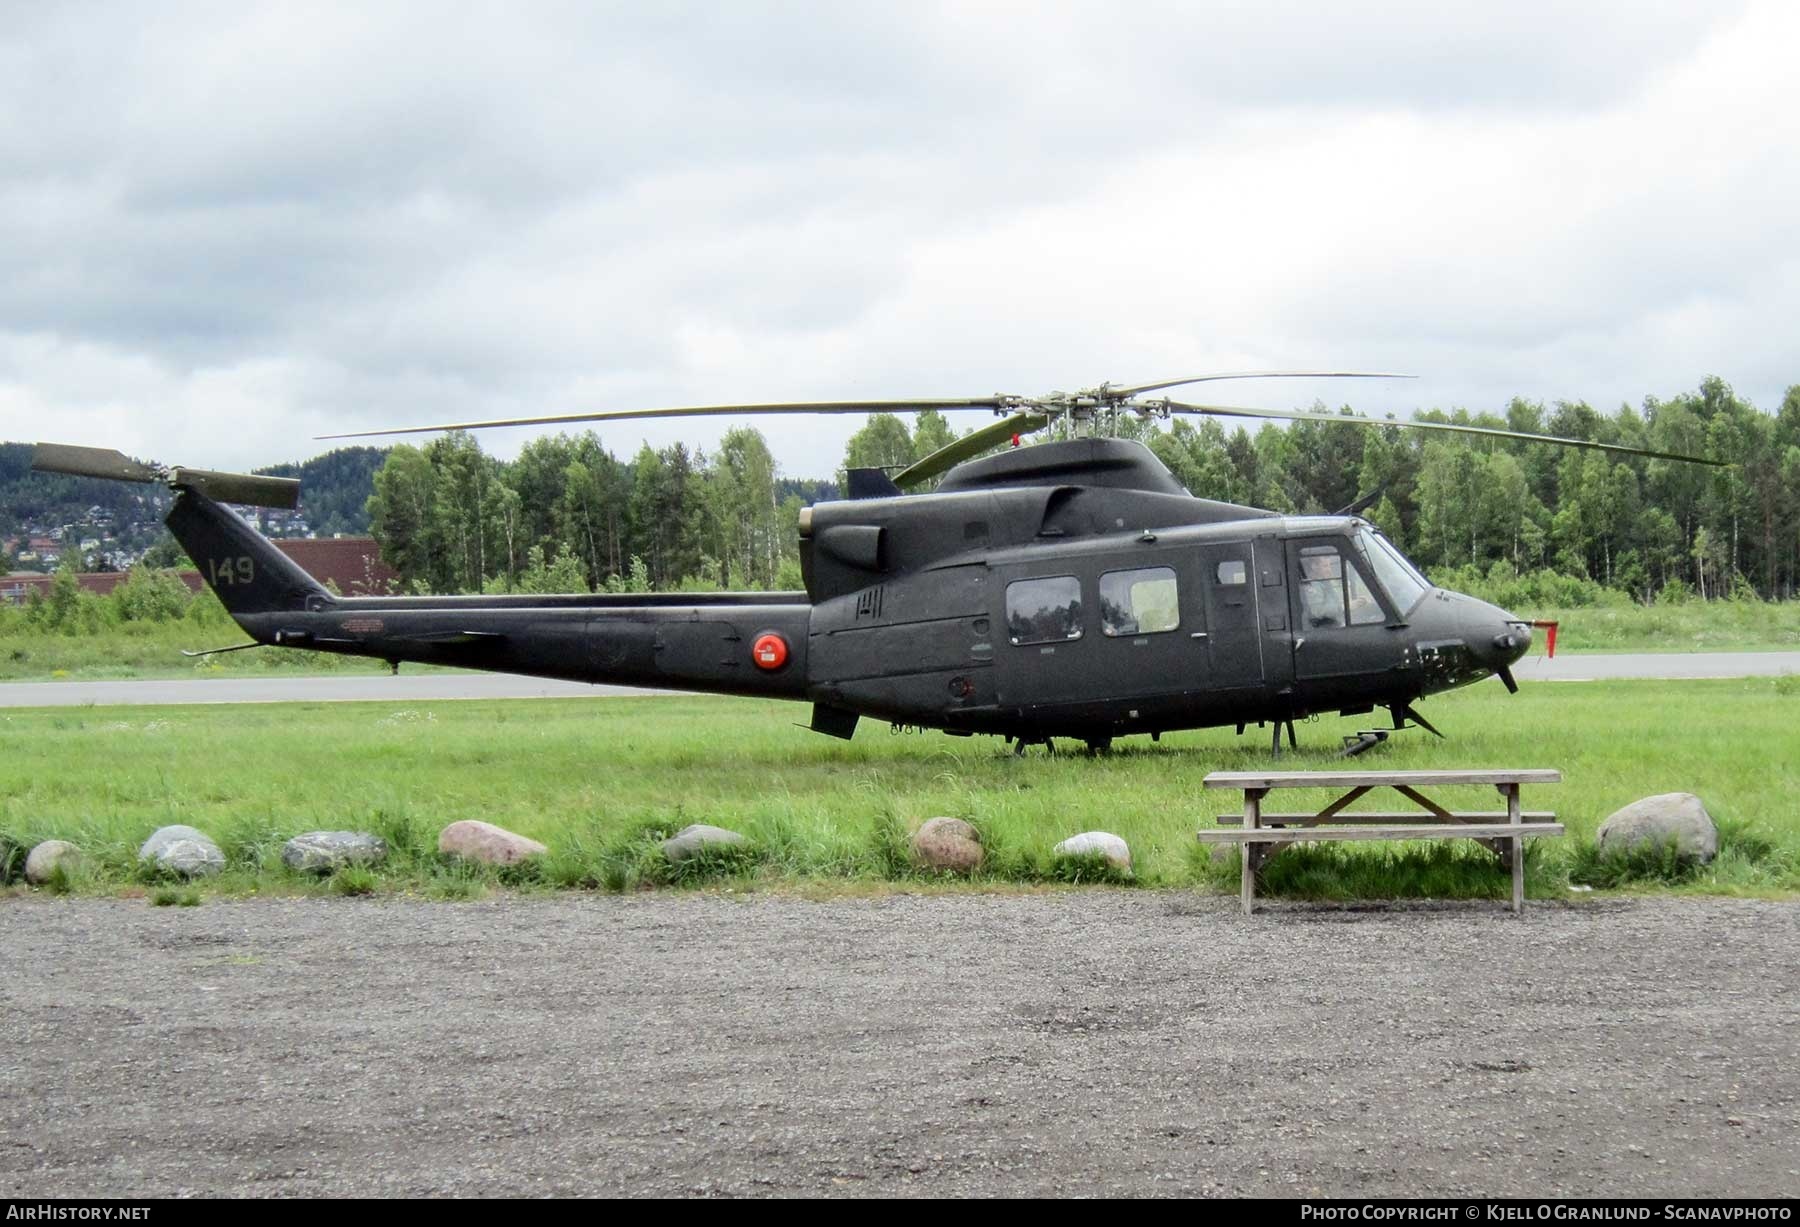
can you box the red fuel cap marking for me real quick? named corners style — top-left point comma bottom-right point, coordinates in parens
top-left (752, 633), bottom-right (789, 670)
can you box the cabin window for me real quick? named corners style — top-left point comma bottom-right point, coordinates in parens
top-left (1215, 560), bottom-right (1247, 586)
top-left (1297, 545), bottom-right (1347, 629)
top-left (1006, 575), bottom-right (1084, 645)
top-left (1100, 566), bottom-right (1179, 637)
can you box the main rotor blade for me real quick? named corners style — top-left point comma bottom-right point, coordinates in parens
top-left (1158, 400), bottom-right (1729, 466)
top-left (318, 399), bottom-right (1012, 441)
top-left (892, 412), bottom-right (1051, 489)
top-left (1111, 371), bottom-right (1416, 398)
top-left (32, 443), bottom-right (159, 483)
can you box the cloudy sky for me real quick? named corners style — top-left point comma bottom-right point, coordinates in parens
top-left (2, 1), bottom-right (1795, 479)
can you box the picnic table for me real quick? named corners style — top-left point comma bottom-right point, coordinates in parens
top-left (1197, 769), bottom-right (1565, 915)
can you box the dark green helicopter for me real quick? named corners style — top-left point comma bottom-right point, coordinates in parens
top-left (35, 372), bottom-right (1722, 756)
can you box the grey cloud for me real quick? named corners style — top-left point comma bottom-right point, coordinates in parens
top-left (0, 1), bottom-right (1789, 480)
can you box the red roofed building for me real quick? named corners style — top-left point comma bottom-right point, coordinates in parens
top-left (1, 538), bottom-right (396, 605)
top-left (2, 570), bottom-right (205, 604)
top-left (269, 537), bottom-right (399, 596)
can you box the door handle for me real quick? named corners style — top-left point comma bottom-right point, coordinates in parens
top-left (1189, 632), bottom-right (1208, 639)
top-left (1294, 637), bottom-right (1306, 651)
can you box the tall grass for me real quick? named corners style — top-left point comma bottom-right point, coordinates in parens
top-left (2, 677), bottom-right (1796, 900)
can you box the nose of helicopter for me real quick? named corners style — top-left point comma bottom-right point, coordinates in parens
top-left (1472, 601), bottom-right (1533, 671)
top-left (1411, 589), bottom-right (1533, 694)
top-left (1458, 597), bottom-right (1533, 693)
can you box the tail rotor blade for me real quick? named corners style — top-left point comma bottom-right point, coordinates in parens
top-left (32, 443), bottom-right (159, 483)
top-left (33, 444), bottom-right (302, 509)
top-left (168, 468), bottom-right (302, 510)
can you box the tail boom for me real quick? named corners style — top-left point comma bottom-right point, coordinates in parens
top-left (234, 601), bottom-right (812, 698)
top-left (166, 487), bottom-right (811, 697)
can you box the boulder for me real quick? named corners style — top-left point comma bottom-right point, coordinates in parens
top-left (913, 817), bottom-right (984, 873)
top-left (1053, 831), bottom-right (1132, 871)
top-left (437, 820), bottom-right (546, 866)
top-left (282, 831), bottom-right (389, 875)
top-left (139, 825), bottom-right (226, 878)
top-left (1597, 793), bottom-right (1718, 864)
top-left (661, 824), bottom-right (748, 862)
top-left (25, 840), bottom-right (83, 885)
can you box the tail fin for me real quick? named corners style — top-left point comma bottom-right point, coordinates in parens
top-left (165, 490), bottom-right (331, 616)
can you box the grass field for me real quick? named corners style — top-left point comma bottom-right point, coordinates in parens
top-left (4, 599), bottom-right (1800, 683)
top-left (1525, 599), bottom-right (1800, 653)
top-left (3, 677), bottom-right (1796, 902)
top-left (0, 619), bottom-right (405, 682)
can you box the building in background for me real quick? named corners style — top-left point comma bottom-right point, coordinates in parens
top-left (1, 538), bottom-right (396, 605)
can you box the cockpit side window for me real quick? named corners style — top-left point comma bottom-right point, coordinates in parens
top-left (1299, 541), bottom-right (1389, 629)
top-left (1347, 565), bottom-right (1386, 625)
top-left (1297, 545), bottom-right (1347, 629)
top-left (1359, 529), bottom-right (1430, 615)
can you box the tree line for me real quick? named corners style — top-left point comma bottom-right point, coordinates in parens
top-left (254, 446), bottom-right (388, 536)
top-left (1131, 376), bottom-right (1799, 604)
top-left (362, 380), bottom-right (1799, 604)
top-left (366, 429), bottom-right (839, 595)
top-left (0, 563), bottom-right (231, 638)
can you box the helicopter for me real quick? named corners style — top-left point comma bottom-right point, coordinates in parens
top-left (33, 372), bottom-right (1724, 756)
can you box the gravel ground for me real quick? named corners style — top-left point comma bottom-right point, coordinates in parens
top-left (2, 892), bottom-right (1796, 1198)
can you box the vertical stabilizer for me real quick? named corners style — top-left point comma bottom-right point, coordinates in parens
top-left (165, 490), bottom-right (330, 616)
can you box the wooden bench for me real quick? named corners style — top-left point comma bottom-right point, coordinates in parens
top-left (1198, 769), bottom-right (1564, 915)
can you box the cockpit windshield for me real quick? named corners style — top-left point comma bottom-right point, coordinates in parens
top-left (1358, 529), bottom-right (1431, 615)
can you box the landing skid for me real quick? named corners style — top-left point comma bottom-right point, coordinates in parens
top-left (1390, 701), bottom-right (1444, 739)
top-left (1010, 736), bottom-right (1119, 758)
top-left (1236, 719), bottom-right (1300, 757)
top-left (1339, 729), bottom-right (1389, 757)
top-left (1338, 703), bottom-right (1445, 757)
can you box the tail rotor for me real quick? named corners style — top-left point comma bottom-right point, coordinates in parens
top-left (31, 443), bottom-right (301, 509)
